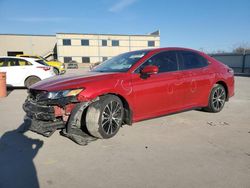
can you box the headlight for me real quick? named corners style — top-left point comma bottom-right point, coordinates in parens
top-left (45, 88), bottom-right (84, 100)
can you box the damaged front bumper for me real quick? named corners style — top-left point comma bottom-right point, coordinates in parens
top-left (23, 96), bottom-right (99, 145)
top-left (23, 99), bottom-right (65, 136)
top-left (24, 117), bottom-right (65, 137)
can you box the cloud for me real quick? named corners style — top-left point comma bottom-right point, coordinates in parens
top-left (109, 0), bottom-right (138, 12)
top-left (8, 17), bottom-right (71, 22)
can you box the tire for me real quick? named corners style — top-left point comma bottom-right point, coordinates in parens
top-left (204, 84), bottom-right (226, 113)
top-left (86, 95), bottom-right (124, 139)
top-left (25, 76), bottom-right (41, 88)
top-left (53, 68), bottom-right (59, 75)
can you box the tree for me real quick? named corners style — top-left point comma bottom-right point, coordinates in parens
top-left (232, 43), bottom-right (250, 54)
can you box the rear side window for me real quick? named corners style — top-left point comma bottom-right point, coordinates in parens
top-left (18, 59), bottom-right (31, 66)
top-left (137, 51), bottom-right (178, 73)
top-left (6, 58), bottom-right (20, 66)
top-left (179, 51), bottom-right (208, 70)
top-left (0, 58), bottom-right (30, 66)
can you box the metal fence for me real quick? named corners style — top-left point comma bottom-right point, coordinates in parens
top-left (210, 53), bottom-right (250, 75)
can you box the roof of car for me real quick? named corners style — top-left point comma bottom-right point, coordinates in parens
top-left (129, 47), bottom-right (202, 54)
top-left (0, 56), bottom-right (40, 61)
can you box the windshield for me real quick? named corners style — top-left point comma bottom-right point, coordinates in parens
top-left (92, 50), bottom-right (149, 72)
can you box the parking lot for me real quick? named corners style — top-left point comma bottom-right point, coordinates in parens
top-left (0, 72), bottom-right (250, 188)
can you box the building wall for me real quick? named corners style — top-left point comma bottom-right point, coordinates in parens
top-left (0, 34), bottom-right (56, 57)
top-left (56, 33), bottom-right (160, 64)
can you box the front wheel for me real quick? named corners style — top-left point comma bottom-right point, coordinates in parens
top-left (204, 84), bottom-right (226, 113)
top-left (85, 95), bottom-right (124, 139)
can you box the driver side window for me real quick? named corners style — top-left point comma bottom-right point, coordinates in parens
top-left (136, 51), bottom-right (178, 73)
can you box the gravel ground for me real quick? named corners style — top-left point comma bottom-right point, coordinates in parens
top-left (0, 73), bottom-right (250, 188)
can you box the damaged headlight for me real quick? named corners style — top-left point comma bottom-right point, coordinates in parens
top-left (39, 88), bottom-right (84, 100)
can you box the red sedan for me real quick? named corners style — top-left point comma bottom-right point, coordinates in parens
top-left (23, 47), bottom-right (234, 144)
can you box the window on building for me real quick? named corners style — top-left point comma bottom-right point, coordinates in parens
top-left (102, 57), bottom-right (108, 62)
top-left (148, 41), bottom-right (155, 47)
top-left (64, 57), bottom-right (72, 63)
top-left (82, 57), bottom-right (90, 63)
top-left (81, 39), bottom-right (89, 46)
top-left (102, 40), bottom-right (107, 46)
top-left (112, 40), bottom-right (119, 46)
top-left (63, 39), bottom-right (71, 46)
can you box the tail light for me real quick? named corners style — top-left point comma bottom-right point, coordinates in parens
top-left (227, 67), bottom-right (234, 74)
top-left (36, 66), bottom-right (51, 71)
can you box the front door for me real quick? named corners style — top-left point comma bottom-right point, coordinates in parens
top-left (131, 51), bottom-right (184, 121)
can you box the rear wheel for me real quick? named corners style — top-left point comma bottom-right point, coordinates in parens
top-left (85, 95), bottom-right (124, 139)
top-left (25, 76), bottom-right (41, 88)
top-left (204, 84), bottom-right (226, 112)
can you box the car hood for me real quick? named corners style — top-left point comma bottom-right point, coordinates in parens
top-left (31, 71), bottom-right (118, 91)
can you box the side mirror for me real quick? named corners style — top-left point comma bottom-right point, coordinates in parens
top-left (141, 65), bottom-right (159, 75)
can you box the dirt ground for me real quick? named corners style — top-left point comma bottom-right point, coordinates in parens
top-left (0, 73), bottom-right (250, 188)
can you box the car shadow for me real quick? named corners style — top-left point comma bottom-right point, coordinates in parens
top-left (0, 122), bottom-right (43, 188)
top-left (7, 86), bottom-right (26, 96)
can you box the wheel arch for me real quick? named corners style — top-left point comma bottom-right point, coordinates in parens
top-left (99, 93), bottom-right (133, 125)
top-left (216, 80), bottom-right (229, 101)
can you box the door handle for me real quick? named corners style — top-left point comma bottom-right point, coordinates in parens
top-left (173, 73), bottom-right (183, 85)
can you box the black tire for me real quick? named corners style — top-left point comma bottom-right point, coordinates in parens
top-left (25, 76), bottom-right (41, 88)
top-left (86, 95), bottom-right (124, 139)
top-left (53, 68), bottom-right (59, 75)
top-left (204, 84), bottom-right (226, 113)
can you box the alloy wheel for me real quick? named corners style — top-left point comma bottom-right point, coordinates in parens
top-left (101, 100), bottom-right (122, 135)
top-left (212, 87), bottom-right (226, 111)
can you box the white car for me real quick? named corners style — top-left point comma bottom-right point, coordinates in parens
top-left (0, 56), bottom-right (56, 87)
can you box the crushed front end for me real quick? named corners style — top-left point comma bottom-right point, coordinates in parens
top-left (23, 88), bottom-right (98, 145)
top-left (23, 89), bottom-right (79, 136)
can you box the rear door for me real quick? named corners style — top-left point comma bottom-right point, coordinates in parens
top-left (177, 51), bottom-right (213, 107)
top-left (131, 51), bottom-right (184, 120)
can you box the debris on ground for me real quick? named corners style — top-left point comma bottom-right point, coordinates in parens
top-left (245, 153), bottom-right (250, 157)
top-left (207, 121), bottom-right (230, 126)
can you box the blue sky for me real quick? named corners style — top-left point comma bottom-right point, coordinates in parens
top-left (0, 0), bottom-right (250, 52)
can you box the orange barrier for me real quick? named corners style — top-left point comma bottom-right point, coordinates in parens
top-left (0, 72), bottom-right (7, 98)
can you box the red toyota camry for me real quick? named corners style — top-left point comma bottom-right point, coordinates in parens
top-left (23, 47), bottom-right (234, 144)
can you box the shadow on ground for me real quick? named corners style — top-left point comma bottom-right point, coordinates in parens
top-left (0, 122), bottom-right (43, 188)
top-left (7, 86), bottom-right (26, 96)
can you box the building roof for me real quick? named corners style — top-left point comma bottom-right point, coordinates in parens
top-left (0, 30), bottom-right (160, 38)
top-left (0, 33), bottom-right (55, 37)
top-left (56, 30), bottom-right (160, 37)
